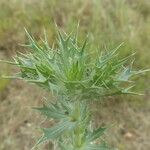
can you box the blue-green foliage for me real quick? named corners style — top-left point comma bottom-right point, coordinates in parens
top-left (5, 29), bottom-right (148, 99)
top-left (2, 28), bottom-right (149, 150)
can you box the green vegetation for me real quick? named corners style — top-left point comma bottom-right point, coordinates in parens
top-left (3, 26), bottom-right (148, 149)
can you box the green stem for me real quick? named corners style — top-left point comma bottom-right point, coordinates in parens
top-left (72, 100), bottom-right (89, 149)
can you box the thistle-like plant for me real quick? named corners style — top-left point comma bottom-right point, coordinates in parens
top-left (1, 27), bottom-right (149, 150)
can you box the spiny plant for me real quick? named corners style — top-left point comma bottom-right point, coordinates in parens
top-left (1, 26), bottom-right (149, 150)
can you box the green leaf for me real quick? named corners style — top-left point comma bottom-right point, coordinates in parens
top-left (86, 127), bottom-right (107, 142)
top-left (33, 104), bottom-right (67, 120)
top-left (33, 120), bottom-right (71, 149)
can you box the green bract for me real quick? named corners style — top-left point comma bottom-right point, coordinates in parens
top-left (1, 27), bottom-right (149, 150)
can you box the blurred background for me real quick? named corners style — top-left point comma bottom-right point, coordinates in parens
top-left (0, 0), bottom-right (150, 150)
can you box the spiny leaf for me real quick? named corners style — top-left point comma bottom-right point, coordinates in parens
top-left (33, 105), bottom-right (67, 120)
top-left (86, 126), bottom-right (107, 142)
top-left (33, 120), bottom-right (71, 148)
